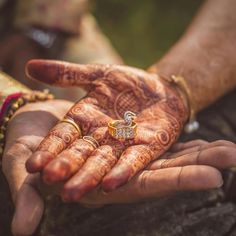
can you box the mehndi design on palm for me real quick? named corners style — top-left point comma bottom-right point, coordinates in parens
top-left (25, 60), bottom-right (188, 201)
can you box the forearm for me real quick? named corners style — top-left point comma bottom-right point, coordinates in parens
top-left (149, 0), bottom-right (236, 112)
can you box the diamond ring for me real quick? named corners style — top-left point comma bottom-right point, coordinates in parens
top-left (108, 111), bottom-right (137, 140)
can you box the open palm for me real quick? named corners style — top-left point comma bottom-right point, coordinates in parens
top-left (26, 60), bottom-right (188, 201)
top-left (3, 99), bottom-right (234, 236)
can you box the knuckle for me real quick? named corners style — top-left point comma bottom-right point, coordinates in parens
top-left (176, 167), bottom-right (184, 189)
top-left (160, 159), bottom-right (173, 168)
top-left (138, 170), bottom-right (151, 193)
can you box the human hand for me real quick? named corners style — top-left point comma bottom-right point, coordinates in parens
top-left (5, 118), bottom-right (236, 236)
top-left (2, 99), bottom-right (73, 236)
top-left (69, 139), bottom-right (236, 206)
top-left (25, 60), bottom-right (188, 201)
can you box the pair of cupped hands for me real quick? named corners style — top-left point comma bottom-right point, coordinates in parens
top-left (2, 60), bottom-right (236, 236)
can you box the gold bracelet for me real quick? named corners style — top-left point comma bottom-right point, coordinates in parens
top-left (162, 75), bottom-right (199, 133)
top-left (0, 90), bottom-right (54, 157)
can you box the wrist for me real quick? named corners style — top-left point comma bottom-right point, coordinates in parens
top-left (151, 71), bottom-right (199, 133)
top-left (149, 31), bottom-right (236, 112)
top-left (0, 72), bottom-right (54, 158)
top-left (164, 75), bottom-right (190, 115)
top-left (0, 91), bottom-right (54, 158)
top-left (164, 75), bottom-right (200, 133)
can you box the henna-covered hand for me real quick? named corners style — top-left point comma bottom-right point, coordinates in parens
top-left (5, 113), bottom-right (235, 236)
top-left (79, 139), bottom-right (236, 206)
top-left (25, 60), bottom-right (188, 201)
top-left (2, 99), bottom-right (73, 236)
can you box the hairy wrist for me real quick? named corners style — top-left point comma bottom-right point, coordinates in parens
top-left (149, 0), bottom-right (236, 112)
top-left (151, 33), bottom-right (235, 112)
top-left (149, 14), bottom-right (236, 112)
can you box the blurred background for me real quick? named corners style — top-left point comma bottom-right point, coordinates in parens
top-left (92, 0), bottom-right (203, 68)
top-left (0, 0), bottom-right (204, 100)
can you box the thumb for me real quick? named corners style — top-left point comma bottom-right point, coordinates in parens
top-left (26, 60), bottom-right (109, 90)
top-left (11, 174), bottom-right (44, 236)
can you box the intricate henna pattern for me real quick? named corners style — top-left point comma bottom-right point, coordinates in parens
top-left (62, 145), bottom-right (118, 201)
top-left (26, 60), bottom-right (188, 200)
top-left (26, 121), bottom-right (80, 172)
top-left (42, 139), bottom-right (95, 183)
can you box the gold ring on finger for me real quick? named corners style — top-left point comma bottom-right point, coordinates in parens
top-left (61, 118), bottom-right (82, 137)
top-left (83, 136), bottom-right (100, 149)
top-left (108, 111), bottom-right (137, 140)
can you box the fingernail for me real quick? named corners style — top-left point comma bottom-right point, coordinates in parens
top-left (26, 60), bottom-right (58, 84)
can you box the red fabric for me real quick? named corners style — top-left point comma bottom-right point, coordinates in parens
top-left (0, 92), bottom-right (23, 124)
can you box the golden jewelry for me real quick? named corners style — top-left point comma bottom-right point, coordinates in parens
top-left (61, 118), bottom-right (82, 137)
top-left (83, 136), bottom-right (99, 149)
top-left (108, 111), bottom-right (137, 140)
top-left (162, 75), bottom-right (199, 133)
top-left (108, 121), bottom-right (137, 140)
top-left (0, 90), bottom-right (54, 157)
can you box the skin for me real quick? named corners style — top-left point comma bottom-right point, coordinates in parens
top-left (2, 100), bottom-right (236, 235)
top-left (25, 0), bottom-right (236, 201)
top-left (149, 0), bottom-right (236, 112)
top-left (2, 0), bottom-right (236, 234)
top-left (25, 60), bottom-right (188, 201)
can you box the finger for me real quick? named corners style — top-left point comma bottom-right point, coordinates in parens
top-left (11, 174), bottom-right (44, 236)
top-left (148, 146), bottom-right (236, 170)
top-left (65, 97), bottom-right (111, 135)
top-left (26, 60), bottom-right (109, 90)
top-left (42, 138), bottom-right (96, 184)
top-left (170, 139), bottom-right (209, 152)
top-left (160, 146), bottom-right (203, 161)
top-left (81, 165), bottom-right (223, 205)
top-left (26, 95), bottom-right (111, 174)
top-left (157, 141), bottom-right (206, 160)
top-left (134, 166), bottom-right (223, 198)
top-left (160, 139), bottom-right (236, 161)
top-left (62, 145), bottom-right (118, 201)
top-left (26, 120), bottom-right (80, 173)
top-left (205, 140), bottom-right (236, 148)
top-left (102, 144), bottom-right (153, 192)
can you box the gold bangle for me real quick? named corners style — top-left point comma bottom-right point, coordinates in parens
top-left (162, 75), bottom-right (199, 133)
